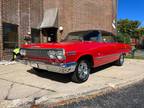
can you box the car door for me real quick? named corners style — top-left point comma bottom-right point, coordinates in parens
top-left (82, 31), bottom-right (105, 67)
top-left (84, 31), bottom-right (109, 67)
top-left (92, 31), bottom-right (113, 67)
top-left (101, 31), bottom-right (119, 64)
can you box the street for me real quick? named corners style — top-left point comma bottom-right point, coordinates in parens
top-left (55, 80), bottom-right (144, 108)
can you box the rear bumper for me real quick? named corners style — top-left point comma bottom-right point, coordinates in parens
top-left (18, 60), bottom-right (77, 74)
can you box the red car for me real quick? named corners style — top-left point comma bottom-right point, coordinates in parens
top-left (19, 30), bottom-right (131, 83)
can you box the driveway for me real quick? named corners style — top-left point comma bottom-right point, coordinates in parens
top-left (0, 59), bottom-right (144, 107)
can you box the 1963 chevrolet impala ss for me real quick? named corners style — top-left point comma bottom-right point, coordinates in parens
top-left (19, 30), bottom-right (131, 83)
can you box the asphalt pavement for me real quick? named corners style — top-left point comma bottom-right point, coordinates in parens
top-left (55, 80), bottom-right (144, 108)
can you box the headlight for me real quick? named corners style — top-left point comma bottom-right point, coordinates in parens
top-left (20, 49), bottom-right (26, 56)
top-left (47, 49), bottom-right (65, 60)
top-left (47, 50), bottom-right (56, 56)
top-left (57, 55), bottom-right (65, 60)
top-left (47, 50), bottom-right (56, 59)
top-left (56, 50), bottom-right (65, 60)
top-left (56, 50), bottom-right (64, 56)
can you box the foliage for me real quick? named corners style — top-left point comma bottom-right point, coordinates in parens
top-left (117, 19), bottom-right (144, 43)
top-left (117, 19), bottom-right (140, 37)
top-left (115, 32), bottom-right (131, 44)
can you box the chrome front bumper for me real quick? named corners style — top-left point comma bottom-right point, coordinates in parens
top-left (19, 60), bottom-right (77, 74)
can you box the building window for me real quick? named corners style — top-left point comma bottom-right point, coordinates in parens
top-left (31, 28), bottom-right (40, 43)
top-left (3, 23), bottom-right (18, 49)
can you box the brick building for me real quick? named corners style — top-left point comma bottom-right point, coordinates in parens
top-left (0, 0), bottom-right (117, 60)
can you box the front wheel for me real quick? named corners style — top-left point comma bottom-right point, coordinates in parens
top-left (71, 60), bottom-right (91, 83)
top-left (114, 54), bottom-right (125, 66)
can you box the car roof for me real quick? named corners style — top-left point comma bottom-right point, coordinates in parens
top-left (68, 29), bottom-right (115, 36)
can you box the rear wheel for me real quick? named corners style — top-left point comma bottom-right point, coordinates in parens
top-left (71, 60), bottom-right (91, 83)
top-left (114, 54), bottom-right (125, 66)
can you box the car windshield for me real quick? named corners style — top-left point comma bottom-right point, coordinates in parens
top-left (63, 31), bottom-right (90, 41)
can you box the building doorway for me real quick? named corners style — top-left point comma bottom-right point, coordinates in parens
top-left (42, 27), bottom-right (58, 42)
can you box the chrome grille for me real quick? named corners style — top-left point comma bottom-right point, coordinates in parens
top-left (26, 49), bottom-right (48, 58)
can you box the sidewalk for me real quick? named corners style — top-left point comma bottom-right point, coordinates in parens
top-left (135, 49), bottom-right (144, 57)
top-left (0, 59), bottom-right (144, 108)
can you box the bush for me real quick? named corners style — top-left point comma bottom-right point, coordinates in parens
top-left (115, 33), bottom-right (131, 44)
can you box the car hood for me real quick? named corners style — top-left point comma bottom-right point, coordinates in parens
top-left (21, 41), bottom-right (102, 51)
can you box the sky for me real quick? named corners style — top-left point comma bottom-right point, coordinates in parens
top-left (118, 0), bottom-right (144, 26)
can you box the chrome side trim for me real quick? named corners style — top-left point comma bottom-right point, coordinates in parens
top-left (18, 60), bottom-right (77, 74)
top-left (95, 53), bottom-right (120, 60)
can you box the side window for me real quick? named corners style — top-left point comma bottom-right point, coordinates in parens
top-left (84, 31), bottom-right (101, 42)
top-left (102, 32), bottom-right (115, 43)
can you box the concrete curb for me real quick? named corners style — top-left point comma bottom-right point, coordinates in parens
top-left (1, 74), bottom-right (144, 108)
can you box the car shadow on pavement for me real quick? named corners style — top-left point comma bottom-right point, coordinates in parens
top-left (27, 68), bottom-right (72, 83)
top-left (91, 63), bottom-right (113, 74)
top-left (27, 63), bottom-right (113, 83)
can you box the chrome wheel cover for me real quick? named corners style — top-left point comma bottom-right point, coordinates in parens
top-left (78, 61), bottom-right (90, 80)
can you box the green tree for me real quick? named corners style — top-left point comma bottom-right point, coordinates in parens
top-left (138, 27), bottom-right (144, 37)
top-left (117, 19), bottom-right (142, 44)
